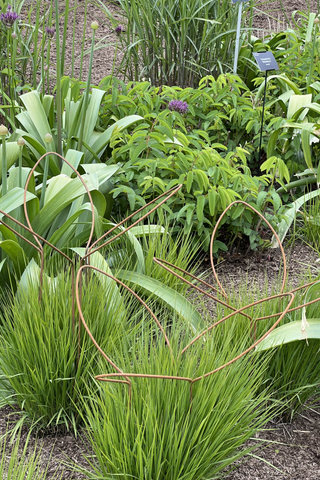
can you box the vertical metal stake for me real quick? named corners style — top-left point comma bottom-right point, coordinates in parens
top-left (233, 1), bottom-right (243, 75)
top-left (258, 70), bottom-right (268, 164)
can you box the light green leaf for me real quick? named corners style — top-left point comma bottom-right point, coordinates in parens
top-left (129, 225), bottom-right (165, 237)
top-left (271, 189), bottom-right (320, 247)
top-left (287, 94), bottom-right (312, 119)
top-left (0, 188), bottom-right (36, 219)
top-left (61, 149), bottom-right (84, 177)
top-left (255, 319), bottom-right (320, 351)
top-left (0, 143), bottom-right (20, 181)
top-left (0, 239), bottom-right (27, 272)
top-left (117, 270), bottom-right (205, 333)
top-left (18, 91), bottom-right (56, 152)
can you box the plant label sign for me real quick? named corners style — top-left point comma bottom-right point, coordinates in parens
top-left (253, 52), bottom-right (279, 72)
top-left (232, 0), bottom-right (250, 3)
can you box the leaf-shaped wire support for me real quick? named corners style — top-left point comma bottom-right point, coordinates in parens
top-left (209, 200), bottom-right (287, 300)
top-left (4, 163), bottom-right (320, 407)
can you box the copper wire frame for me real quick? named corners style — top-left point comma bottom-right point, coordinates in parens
top-left (4, 156), bottom-right (320, 404)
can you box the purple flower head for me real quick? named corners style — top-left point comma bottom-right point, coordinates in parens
top-left (115, 25), bottom-right (123, 36)
top-left (168, 99), bottom-right (188, 114)
top-left (0, 5), bottom-right (18, 28)
top-left (45, 27), bottom-right (55, 39)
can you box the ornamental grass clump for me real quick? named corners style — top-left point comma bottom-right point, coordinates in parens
top-left (79, 314), bottom-right (274, 480)
top-left (0, 265), bottom-right (137, 432)
top-left (97, 0), bottom-right (245, 87)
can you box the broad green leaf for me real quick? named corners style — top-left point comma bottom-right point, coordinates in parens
top-left (44, 175), bottom-right (73, 204)
top-left (129, 225), bottom-right (165, 237)
top-left (255, 319), bottom-right (320, 351)
top-left (84, 115), bottom-right (144, 163)
top-left (301, 123), bottom-right (315, 170)
top-left (305, 13), bottom-right (316, 42)
top-left (82, 88), bottom-right (105, 146)
top-left (0, 224), bottom-right (17, 241)
top-left (71, 248), bottom-right (125, 317)
top-left (0, 239), bottom-right (27, 273)
top-left (81, 164), bottom-right (119, 194)
top-left (46, 203), bottom-right (95, 251)
top-left (0, 188), bottom-right (36, 219)
top-left (61, 149), bottom-right (84, 177)
top-left (117, 270), bottom-right (205, 333)
top-left (14, 131), bottom-right (60, 176)
top-left (196, 195), bottom-right (205, 223)
top-left (17, 258), bottom-right (60, 297)
top-left (18, 91), bottom-right (56, 152)
top-left (287, 94), bottom-right (312, 120)
top-left (186, 171), bottom-right (193, 193)
top-left (7, 166), bottom-right (35, 193)
top-left (271, 189), bottom-right (320, 247)
top-left (30, 166), bottom-right (118, 240)
top-left (208, 189), bottom-right (217, 216)
top-left (0, 143), bottom-right (20, 181)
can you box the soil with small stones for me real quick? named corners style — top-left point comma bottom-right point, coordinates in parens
top-left (3, 0), bottom-right (320, 479)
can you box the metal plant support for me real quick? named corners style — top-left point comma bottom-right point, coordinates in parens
top-left (1, 153), bottom-right (320, 405)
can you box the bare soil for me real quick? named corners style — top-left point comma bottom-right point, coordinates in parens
top-left (2, 0), bottom-right (320, 479)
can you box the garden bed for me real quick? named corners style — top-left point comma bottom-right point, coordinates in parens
top-left (1, 242), bottom-right (320, 479)
top-left (1, 0), bottom-right (320, 478)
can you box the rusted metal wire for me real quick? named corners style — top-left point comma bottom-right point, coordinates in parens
top-left (153, 257), bottom-right (252, 320)
top-left (76, 264), bottom-right (173, 357)
top-left (83, 184), bottom-right (183, 261)
top-left (5, 160), bottom-right (320, 405)
top-left (75, 200), bottom-right (315, 402)
top-left (210, 200), bottom-right (287, 300)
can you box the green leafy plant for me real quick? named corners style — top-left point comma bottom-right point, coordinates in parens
top-left (255, 278), bottom-right (320, 419)
top-left (79, 315), bottom-right (273, 480)
top-left (0, 221), bottom-right (204, 431)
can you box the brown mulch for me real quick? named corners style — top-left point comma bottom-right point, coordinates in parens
top-left (3, 1), bottom-right (320, 479)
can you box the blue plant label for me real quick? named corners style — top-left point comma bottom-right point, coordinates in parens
top-left (253, 52), bottom-right (279, 71)
top-left (232, 0), bottom-right (250, 3)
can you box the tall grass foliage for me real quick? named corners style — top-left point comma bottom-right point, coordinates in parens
top-left (218, 273), bottom-right (320, 420)
top-left (0, 264), bottom-right (140, 432)
top-left (97, 0), bottom-right (247, 87)
top-left (79, 314), bottom-right (274, 480)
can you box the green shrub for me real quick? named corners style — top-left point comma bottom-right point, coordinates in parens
top-left (97, 75), bottom-right (285, 252)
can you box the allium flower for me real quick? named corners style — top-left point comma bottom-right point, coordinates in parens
top-left (44, 133), bottom-right (53, 143)
top-left (45, 27), bottom-right (55, 39)
top-left (0, 124), bottom-right (8, 136)
top-left (0, 5), bottom-right (19, 28)
top-left (168, 99), bottom-right (188, 114)
top-left (115, 25), bottom-right (123, 36)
